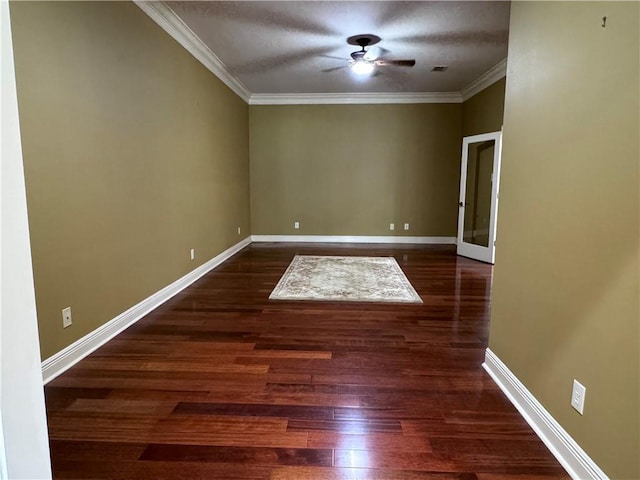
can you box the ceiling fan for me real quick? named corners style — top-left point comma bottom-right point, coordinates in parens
top-left (323, 34), bottom-right (416, 76)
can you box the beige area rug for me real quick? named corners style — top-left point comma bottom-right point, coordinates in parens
top-left (269, 255), bottom-right (423, 304)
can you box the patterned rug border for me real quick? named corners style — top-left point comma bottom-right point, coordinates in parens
top-left (269, 255), bottom-right (423, 304)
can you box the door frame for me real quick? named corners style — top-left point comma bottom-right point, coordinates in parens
top-left (456, 131), bottom-right (502, 264)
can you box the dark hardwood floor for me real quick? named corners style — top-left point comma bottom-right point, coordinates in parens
top-left (45, 243), bottom-right (569, 479)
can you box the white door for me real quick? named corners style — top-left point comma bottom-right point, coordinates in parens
top-left (456, 131), bottom-right (502, 264)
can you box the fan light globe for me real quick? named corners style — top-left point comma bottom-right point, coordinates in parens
top-left (351, 60), bottom-right (375, 75)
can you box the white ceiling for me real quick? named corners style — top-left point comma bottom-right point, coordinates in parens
top-left (163, 1), bottom-right (511, 96)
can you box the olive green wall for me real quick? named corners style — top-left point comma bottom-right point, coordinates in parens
top-left (462, 77), bottom-right (506, 137)
top-left (489, 2), bottom-right (639, 478)
top-left (250, 104), bottom-right (462, 236)
top-left (10, 1), bottom-right (250, 360)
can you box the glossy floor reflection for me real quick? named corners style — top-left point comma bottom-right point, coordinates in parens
top-left (45, 243), bottom-right (570, 479)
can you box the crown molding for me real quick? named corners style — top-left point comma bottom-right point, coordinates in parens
top-left (461, 58), bottom-right (508, 101)
top-left (134, 1), bottom-right (251, 103)
top-left (249, 92), bottom-right (463, 105)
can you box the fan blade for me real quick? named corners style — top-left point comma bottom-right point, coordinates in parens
top-left (322, 65), bottom-right (347, 73)
top-left (181, 2), bottom-right (338, 36)
top-left (319, 54), bottom-right (348, 61)
top-left (392, 31), bottom-right (508, 46)
top-left (231, 47), bottom-right (336, 74)
top-left (378, 59), bottom-right (416, 67)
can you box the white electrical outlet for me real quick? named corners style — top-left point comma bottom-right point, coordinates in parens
top-left (237, 227), bottom-right (241, 235)
top-left (571, 379), bottom-right (586, 415)
top-left (62, 307), bottom-right (72, 328)
top-left (294, 221), bottom-right (300, 229)
top-left (404, 223), bottom-right (410, 231)
top-left (390, 223), bottom-right (395, 231)
top-left (190, 248), bottom-right (195, 260)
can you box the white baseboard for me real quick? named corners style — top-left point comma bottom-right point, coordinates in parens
top-left (483, 348), bottom-right (609, 480)
top-left (41, 237), bottom-right (252, 384)
top-left (251, 235), bottom-right (456, 244)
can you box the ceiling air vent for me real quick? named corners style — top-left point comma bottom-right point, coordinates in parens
top-left (431, 66), bottom-right (448, 72)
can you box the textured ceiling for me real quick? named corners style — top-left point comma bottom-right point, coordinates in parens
top-left (166, 1), bottom-right (511, 94)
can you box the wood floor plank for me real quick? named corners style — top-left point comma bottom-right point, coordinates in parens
top-left (49, 440), bottom-right (147, 461)
top-left (476, 474), bottom-right (571, 480)
top-left (269, 466), bottom-right (478, 480)
top-left (45, 244), bottom-right (570, 479)
top-left (45, 387), bottom-right (112, 410)
top-left (172, 402), bottom-right (334, 419)
top-left (307, 431), bottom-right (432, 452)
top-left (53, 460), bottom-right (271, 480)
top-left (139, 444), bottom-right (333, 466)
top-left (287, 417), bottom-right (403, 434)
top-left (333, 448), bottom-right (459, 470)
top-left (65, 398), bottom-right (178, 416)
